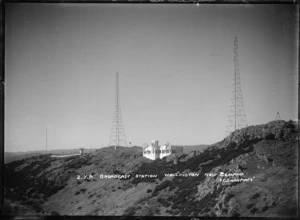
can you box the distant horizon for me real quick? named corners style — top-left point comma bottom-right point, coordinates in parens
top-left (5, 142), bottom-right (211, 153)
top-left (5, 4), bottom-right (298, 152)
top-left (5, 118), bottom-right (297, 153)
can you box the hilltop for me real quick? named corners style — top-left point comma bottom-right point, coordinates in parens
top-left (3, 120), bottom-right (298, 217)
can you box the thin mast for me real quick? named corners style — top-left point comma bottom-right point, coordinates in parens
top-left (46, 126), bottom-right (48, 152)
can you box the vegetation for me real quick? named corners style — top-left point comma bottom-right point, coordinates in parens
top-left (157, 197), bottom-right (171, 207)
top-left (50, 211), bottom-right (60, 215)
top-left (251, 193), bottom-right (260, 200)
top-left (250, 207), bottom-right (258, 214)
top-left (124, 206), bottom-right (140, 216)
top-left (3, 155), bottom-right (78, 214)
top-left (152, 180), bottom-right (171, 196)
top-left (246, 203), bottom-right (255, 210)
top-left (64, 156), bottom-right (93, 169)
top-left (224, 193), bottom-right (234, 203)
top-left (265, 133), bottom-right (275, 140)
top-left (131, 137), bottom-right (262, 215)
top-left (4, 120), bottom-right (297, 216)
top-left (4, 135), bottom-right (262, 216)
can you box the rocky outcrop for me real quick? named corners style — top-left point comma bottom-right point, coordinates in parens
top-left (214, 120), bottom-right (297, 150)
top-left (193, 121), bottom-right (298, 217)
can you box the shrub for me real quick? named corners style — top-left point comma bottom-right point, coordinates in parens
top-left (154, 207), bottom-right (160, 215)
top-left (167, 196), bottom-right (174, 202)
top-left (144, 207), bottom-right (154, 216)
top-left (228, 142), bottom-right (237, 149)
top-left (251, 193), bottom-right (260, 200)
top-left (232, 211), bottom-right (240, 217)
top-left (80, 188), bottom-right (87, 193)
top-left (32, 194), bottom-right (40, 199)
top-left (33, 204), bottom-right (42, 212)
top-left (88, 194), bottom-right (94, 198)
top-left (157, 197), bottom-right (171, 207)
top-left (113, 170), bottom-right (125, 175)
top-left (169, 184), bottom-right (176, 191)
top-left (173, 210), bottom-right (180, 215)
top-left (218, 202), bottom-right (223, 209)
top-left (171, 204), bottom-right (178, 210)
top-left (51, 211), bottom-right (60, 215)
top-left (250, 207), bottom-right (258, 214)
top-left (137, 195), bottom-right (151, 204)
top-left (246, 203), bottom-right (255, 209)
top-left (152, 180), bottom-right (171, 196)
top-left (64, 157), bottom-right (74, 162)
top-left (224, 193), bottom-right (234, 203)
top-left (124, 206), bottom-right (139, 216)
top-left (262, 206), bottom-right (269, 212)
top-left (265, 133), bottom-right (275, 140)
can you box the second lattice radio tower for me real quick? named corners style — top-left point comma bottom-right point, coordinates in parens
top-left (226, 36), bottom-right (248, 136)
top-left (109, 72), bottom-right (127, 149)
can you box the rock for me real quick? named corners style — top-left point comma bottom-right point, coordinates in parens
top-left (256, 152), bottom-right (268, 163)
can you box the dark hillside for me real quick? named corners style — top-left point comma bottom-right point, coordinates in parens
top-left (3, 120), bottom-right (298, 217)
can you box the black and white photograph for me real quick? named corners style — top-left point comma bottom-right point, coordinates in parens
top-left (3, 1), bottom-right (299, 217)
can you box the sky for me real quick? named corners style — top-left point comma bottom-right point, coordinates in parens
top-left (5, 3), bottom-right (298, 152)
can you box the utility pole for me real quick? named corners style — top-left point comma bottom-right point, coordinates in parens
top-left (46, 126), bottom-right (48, 152)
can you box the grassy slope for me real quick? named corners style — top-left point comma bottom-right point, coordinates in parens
top-left (3, 120), bottom-right (298, 216)
top-left (4, 146), bottom-right (150, 215)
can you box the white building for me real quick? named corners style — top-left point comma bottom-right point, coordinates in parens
top-left (143, 140), bottom-right (176, 160)
top-left (79, 148), bottom-right (84, 155)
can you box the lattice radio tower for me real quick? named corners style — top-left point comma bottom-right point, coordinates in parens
top-left (226, 36), bottom-right (248, 136)
top-left (109, 72), bottom-right (127, 149)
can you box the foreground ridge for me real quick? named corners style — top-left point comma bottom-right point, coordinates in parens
top-left (3, 120), bottom-right (298, 217)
